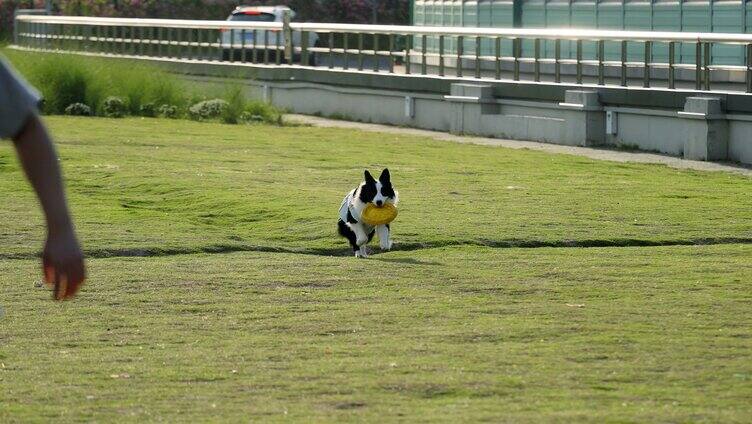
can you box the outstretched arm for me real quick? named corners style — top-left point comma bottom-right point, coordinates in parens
top-left (13, 115), bottom-right (85, 300)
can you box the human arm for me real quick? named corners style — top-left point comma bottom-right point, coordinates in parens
top-left (12, 115), bottom-right (86, 300)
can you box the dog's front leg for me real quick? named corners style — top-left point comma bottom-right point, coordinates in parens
top-left (351, 223), bottom-right (368, 247)
top-left (350, 223), bottom-right (369, 258)
top-left (377, 225), bottom-right (392, 250)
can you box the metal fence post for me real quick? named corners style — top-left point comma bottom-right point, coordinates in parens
top-left (421, 34), bottom-right (427, 75)
top-left (439, 35), bottom-right (445, 77)
top-left (358, 33), bottom-right (364, 70)
top-left (555, 39), bottom-right (561, 83)
top-left (241, 29), bottom-right (247, 62)
top-left (696, 41), bottom-right (702, 90)
top-left (475, 36), bottom-right (481, 79)
top-left (283, 11), bottom-right (293, 64)
top-left (389, 33), bottom-right (395, 73)
top-left (643, 40), bottom-right (651, 88)
top-left (229, 29), bottom-right (235, 62)
top-left (669, 42), bottom-right (676, 89)
top-left (457, 35), bottom-right (464, 78)
top-left (704, 41), bottom-right (711, 91)
top-left (598, 40), bottom-right (605, 85)
top-left (275, 30), bottom-right (282, 65)
top-left (252, 29), bottom-right (258, 63)
top-left (264, 30), bottom-right (270, 64)
top-left (621, 40), bottom-right (628, 87)
top-left (747, 43), bottom-right (752, 93)
top-left (534, 38), bottom-right (541, 82)
top-left (329, 32), bottom-right (335, 69)
top-left (13, 12), bottom-right (19, 45)
top-left (513, 38), bottom-right (520, 81)
top-left (406, 34), bottom-right (412, 75)
top-left (301, 31), bottom-right (310, 66)
top-left (495, 37), bottom-right (501, 80)
top-left (576, 39), bottom-right (583, 84)
top-left (344, 33), bottom-right (350, 69)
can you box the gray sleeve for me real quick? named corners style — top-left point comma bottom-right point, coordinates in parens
top-left (0, 57), bottom-right (42, 140)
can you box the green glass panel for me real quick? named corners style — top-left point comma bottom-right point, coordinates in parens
top-left (572, 1), bottom-right (597, 60)
top-left (713, 1), bottom-right (744, 65)
top-left (681, 2), bottom-right (710, 64)
top-left (599, 1), bottom-right (625, 61)
top-left (521, 0), bottom-right (546, 56)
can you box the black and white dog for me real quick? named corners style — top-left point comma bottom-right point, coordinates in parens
top-left (338, 169), bottom-right (399, 258)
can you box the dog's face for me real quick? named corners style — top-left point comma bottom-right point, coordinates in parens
top-left (358, 169), bottom-right (398, 207)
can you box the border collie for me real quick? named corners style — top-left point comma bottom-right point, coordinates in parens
top-left (338, 169), bottom-right (399, 258)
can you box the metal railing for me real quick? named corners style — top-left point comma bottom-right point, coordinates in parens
top-left (14, 14), bottom-right (752, 93)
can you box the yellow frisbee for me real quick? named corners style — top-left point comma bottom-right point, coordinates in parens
top-left (361, 203), bottom-right (398, 226)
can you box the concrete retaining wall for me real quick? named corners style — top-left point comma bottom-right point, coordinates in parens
top-left (174, 61), bottom-right (752, 166)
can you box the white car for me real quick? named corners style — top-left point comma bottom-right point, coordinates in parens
top-left (220, 5), bottom-right (318, 65)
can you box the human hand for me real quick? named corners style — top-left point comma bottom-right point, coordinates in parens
top-left (42, 227), bottom-right (86, 301)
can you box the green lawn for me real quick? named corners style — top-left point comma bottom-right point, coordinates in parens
top-left (1, 117), bottom-right (751, 422)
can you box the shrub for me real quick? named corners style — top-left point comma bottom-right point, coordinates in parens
top-left (158, 104), bottom-right (179, 119)
top-left (239, 111), bottom-right (264, 123)
top-left (117, 64), bottom-right (186, 115)
top-left (4, 50), bottom-right (284, 125)
top-left (102, 96), bottom-right (127, 118)
top-left (222, 87), bottom-right (246, 125)
top-left (139, 102), bottom-right (157, 117)
top-left (189, 99), bottom-right (229, 121)
top-left (3, 50), bottom-right (185, 117)
top-left (64, 103), bottom-right (92, 116)
top-left (14, 54), bottom-right (94, 115)
top-left (245, 101), bottom-right (283, 125)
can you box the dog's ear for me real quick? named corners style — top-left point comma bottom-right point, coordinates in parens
top-left (364, 170), bottom-right (376, 184)
top-left (379, 168), bottom-right (391, 183)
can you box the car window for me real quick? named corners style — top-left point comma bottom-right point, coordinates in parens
top-left (229, 13), bottom-right (276, 22)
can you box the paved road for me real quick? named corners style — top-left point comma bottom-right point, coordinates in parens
top-left (286, 114), bottom-right (752, 176)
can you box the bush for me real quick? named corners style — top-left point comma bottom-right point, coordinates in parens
top-left (189, 99), bottom-right (229, 121)
top-left (244, 101), bottom-right (283, 125)
top-left (4, 50), bottom-right (284, 125)
top-left (13, 54), bottom-right (94, 115)
top-left (64, 103), bottom-right (92, 116)
top-left (3, 50), bottom-right (186, 117)
top-left (158, 104), bottom-right (179, 119)
top-left (222, 87), bottom-right (246, 125)
top-left (139, 102), bottom-right (157, 117)
top-left (102, 96), bottom-right (127, 118)
top-left (239, 111), bottom-right (264, 123)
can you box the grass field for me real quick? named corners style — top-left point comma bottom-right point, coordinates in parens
top-left (1, 117), bottom-right (751, 422)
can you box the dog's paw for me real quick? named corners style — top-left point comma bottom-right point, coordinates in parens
top-left (380, 239), bottom-right (393, 251)
top-left (355, 246), bottom-right (369, 258)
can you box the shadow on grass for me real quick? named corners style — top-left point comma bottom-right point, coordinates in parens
top-left (3, 236), bottom-right (752, 261)
top-left (368, 257), bottom-right (444, 266)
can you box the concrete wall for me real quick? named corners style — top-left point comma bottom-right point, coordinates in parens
top-left (607, 110), bottom-right (688, 155)
top-left (177, 62), bottom-right (752, 166)
top-left (729, 119), bottom-right (752, 165)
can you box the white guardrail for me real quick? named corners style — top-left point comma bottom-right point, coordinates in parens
top-left (14, 14), bottom-right (752, 92)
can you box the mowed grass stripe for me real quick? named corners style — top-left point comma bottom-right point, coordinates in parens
top-left (0, 117), bottom-right (750, 257)
top-left (1, 245), bottom-right (750, 422)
